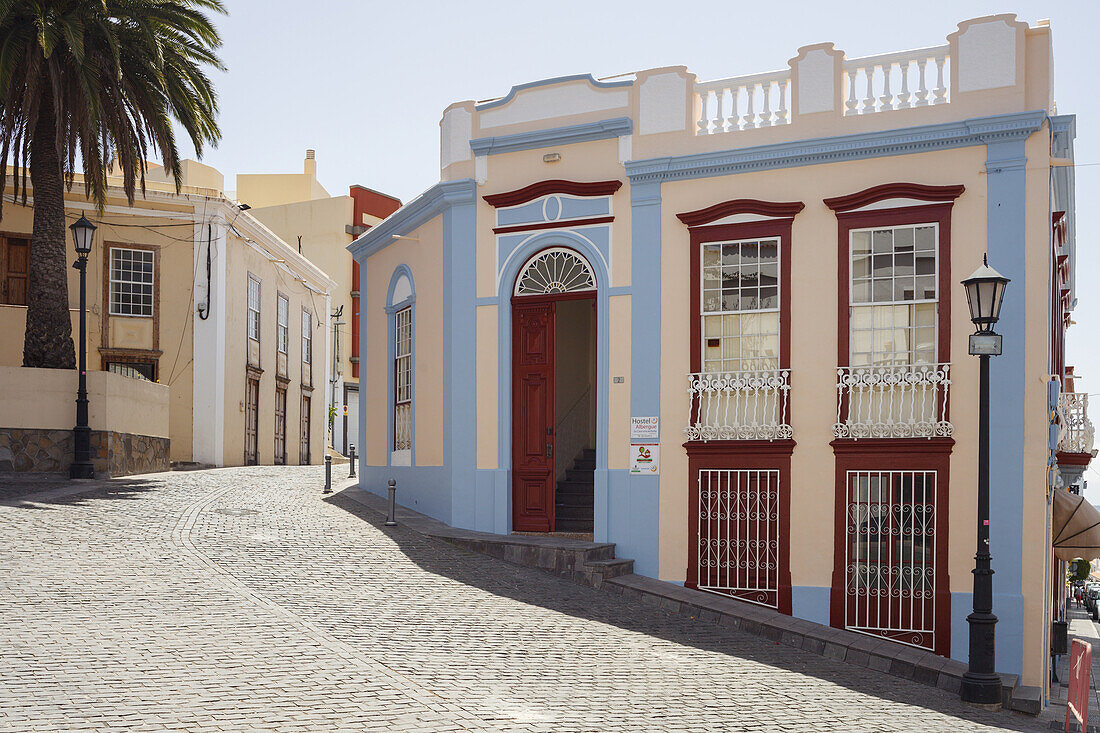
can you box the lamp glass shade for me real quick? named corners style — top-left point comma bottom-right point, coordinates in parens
top-left (69, 214), bottom-right (96, 254)
top-left (961, 260), bottom-right (1010, 331)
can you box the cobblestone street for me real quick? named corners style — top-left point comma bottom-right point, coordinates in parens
top-left (0, 467), bottom-right (1051, 732)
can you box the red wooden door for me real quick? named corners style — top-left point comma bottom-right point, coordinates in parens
top-left (512, 300), bottom-right (556, 532)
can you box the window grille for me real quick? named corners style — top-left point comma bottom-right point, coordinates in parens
top-left (701, 239), bottom-right (780, 372)
top-left (845, 470), bottom-right (937, 651)
top-left (109, 247), bottom-right (154, 316)
top-left (247, 275), bottom-right (261, 341)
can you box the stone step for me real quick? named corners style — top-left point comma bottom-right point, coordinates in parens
top-left (572, 460), bottom-right (596, 471)
top-left (555, 517), bottom-right (594, 533)
top-left (555, 493), bottom-right (594, 508)
top-left (556, 480), bottom-right (594, 496)
top-left (565, 469), bottom-right (595, 483)
top-left (555, 504), bottom-right (594, 521)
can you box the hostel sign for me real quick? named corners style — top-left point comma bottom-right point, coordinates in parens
top-left (629, 416), bottom-right (659, 474)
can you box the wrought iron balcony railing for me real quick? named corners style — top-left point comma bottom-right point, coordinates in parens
top-left (834, 363), bottom-right (952, 440)
top-left (684, 369), bottom-right (792, 442)
top-left (1058, 392), bottom-right (1095, 455)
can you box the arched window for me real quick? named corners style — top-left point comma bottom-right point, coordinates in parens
top-left (514, 247), bottom-right (596, 296)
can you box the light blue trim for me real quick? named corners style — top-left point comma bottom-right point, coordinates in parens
top-left (360, 465), bottom-right (450, 524)
top-left (625, 110), bottom-right (1048, 184)
top-left (470, 117), bottom-right (632, 157)
top-left (984, 137), bottom-right (1028, 678)
top-left (475, 74), bottom-right (633, 111)
top-left (1050, 114), bottom-right (1077, 298)
top-left (475, 296), bottom-right (498, 307)
top-left (496, 232), bottom-right (612, 538)
top-left (792, 586), bottom-right (831, 627)
top-left (605, 179), bottom-right (663, 579)
top-left (443, 198), bottom-right (480, 532)
top-left (385, 265), bottom-right (416, 468)
top-left (951, 591), bottom-right (973, 664)
top-left (349, 179), bottom-right (476, 260)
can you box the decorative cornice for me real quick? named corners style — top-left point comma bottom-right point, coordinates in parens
top-left (475, 74), bottom-right (633, 111)
top-left (677, 199), bottom-right (805, 227)
top-left (830, 437), bottom-right (955, 455)
top-left (470, 117), bottom-right (633, 157)
top-left (483, 179), bottom-right (623, 208)
top-left (493, 216), bottom-right (614, 235)
top-left (348, 179), bottom-right (476, 260)
top-left (625, 110), bottom-right (1048, 184)
top-left (823, 183), bottom-right (964, 213)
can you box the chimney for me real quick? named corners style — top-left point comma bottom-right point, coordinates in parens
top-left (304, 149), bottom-right (316, 178)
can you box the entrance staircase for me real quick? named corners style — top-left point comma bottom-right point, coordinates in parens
top-left (555, 448), bottom-right (594, 533)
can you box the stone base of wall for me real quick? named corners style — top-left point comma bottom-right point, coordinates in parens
top-left (0, 428), bottom-right (169, 478)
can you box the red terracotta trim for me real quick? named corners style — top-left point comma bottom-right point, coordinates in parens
top-left (823, 183), bottom-right (965, 213)
top-left (493, 215), bottom-right (614, 235)
top-left (684, 439), bottom-right (796, 456)
top-left (1057, 451), bottom-right (1094, 467)
top-left (830, 437), bottom-right (955, 455)
top-left (483, 179), bottom-right (623, 208)
top-left (677, 199), bottom-right (805, 227)
top-left (828, 440), bottom-right (953, 657)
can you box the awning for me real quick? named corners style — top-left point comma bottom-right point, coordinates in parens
top-left (1053, 489), bottom-right (1100, 562)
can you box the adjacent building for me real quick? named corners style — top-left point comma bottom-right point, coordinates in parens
top-left (351, 14), bottom-right (1093, 697)
top-left (239, 151), bottom-right (401, 456)
top-left (0, 162), bottom-right (335, 471)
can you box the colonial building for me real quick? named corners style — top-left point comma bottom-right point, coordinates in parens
top-left (0, 162), bottom-right (335, 471)
top-left (238, 151), bottom-right (401, 456)
top-left (350, 14), bottom-right (1092, 696)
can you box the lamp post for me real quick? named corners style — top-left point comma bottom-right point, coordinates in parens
top-left (69, 214), bottom-right (97, 479)
top-left (959, 254), bottom-right (1010, 706)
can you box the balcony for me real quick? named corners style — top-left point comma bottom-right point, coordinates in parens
top-left (1058, 392), bottom-right (1095, 455)
top-left (684, 369), bottom-right (792, 442)
top-left (833, 364), bottom-right (952, 440)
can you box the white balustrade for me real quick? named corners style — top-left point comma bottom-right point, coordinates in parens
top-left (834, 363), bottom-right (952, 439)
top-left (684, 369), bottom-right (792, 441)
top-left (1058, 392), bottom-right (1096, 454)
top-left (843, 45), bottom-right (950, 116)
top-left (695, 70), bottom-right (790, 135)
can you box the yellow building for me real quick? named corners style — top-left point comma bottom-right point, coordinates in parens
top-left (0, 165), bottom-right (335, 471)
top-left (238, 150), bottom-right (401, 456)
top-left (351, 14), bottom-right (1093, 703)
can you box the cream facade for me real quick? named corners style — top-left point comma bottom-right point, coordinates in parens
top-left (351, 14), bottom-right (1090, 697)
top-left (240, 152), bottom-right (401, 457)
top-left (0, 168), bottom-right (334, 469)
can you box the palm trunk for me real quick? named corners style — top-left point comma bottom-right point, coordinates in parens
top-left (23, 93), bottom-right (76, 369)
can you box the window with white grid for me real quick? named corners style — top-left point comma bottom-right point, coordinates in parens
top-left (701, 239), bottom-right (780, 372)
top-left (109, 247), bottom-right (154, 316)
top-left (850, 224), bottom-right (937, 367)
top-left (247, 275), bottom-right (261, 341)
top-left (301, 309), bottom-right (312, 364)
top-left (394, 306), bottom-right (412, 451)
top-left (277, 294), bottom-right (289, 354)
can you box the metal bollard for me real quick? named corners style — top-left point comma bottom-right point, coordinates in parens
top-left (385, 478), bottom-right (397, 526)
top-left (348, 445), bottom-right (356, 479)
top-left (323, 454), bottom-right (332, 494)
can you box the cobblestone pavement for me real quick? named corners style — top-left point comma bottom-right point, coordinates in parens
top-left (0, 466), bottom-right (1051, 732)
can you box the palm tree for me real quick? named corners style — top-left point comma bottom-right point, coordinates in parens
top-left (0, 0), bottom-right (224, 368)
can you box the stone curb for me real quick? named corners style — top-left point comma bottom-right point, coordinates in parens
top-left (333, 484), bottom-right (1040, 716)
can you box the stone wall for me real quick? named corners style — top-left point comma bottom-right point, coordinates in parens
top-left (0, 428), bottom-right (169, 478)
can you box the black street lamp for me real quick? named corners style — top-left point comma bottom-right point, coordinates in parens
top-left (959, 254), bottom-right (1010, 706)
top-left (69, 213), bottom-right (97, 480)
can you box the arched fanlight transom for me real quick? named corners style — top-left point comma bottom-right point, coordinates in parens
top-left (514, 247), bottom-right (596, 296)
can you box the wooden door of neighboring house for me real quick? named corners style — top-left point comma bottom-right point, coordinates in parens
top-left (300, 394), bottom-right (311, 464)
top-left (0, 236), bottom-right (29, 305)
top-left (511, 300), bottom-right (556, 532)
top-left (274, 385), bottom-right (287, 465)
top-left (245, 376), bottom-right (259, 465)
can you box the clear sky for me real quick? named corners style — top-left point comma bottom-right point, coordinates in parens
top-left (187, 0), bottom-right (1099, 498)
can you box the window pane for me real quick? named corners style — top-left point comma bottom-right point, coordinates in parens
top-left (852, 231), bottom-right (871, 255)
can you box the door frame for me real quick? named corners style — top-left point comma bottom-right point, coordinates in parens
top-left (497, 236), bottom-right (610, 537)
